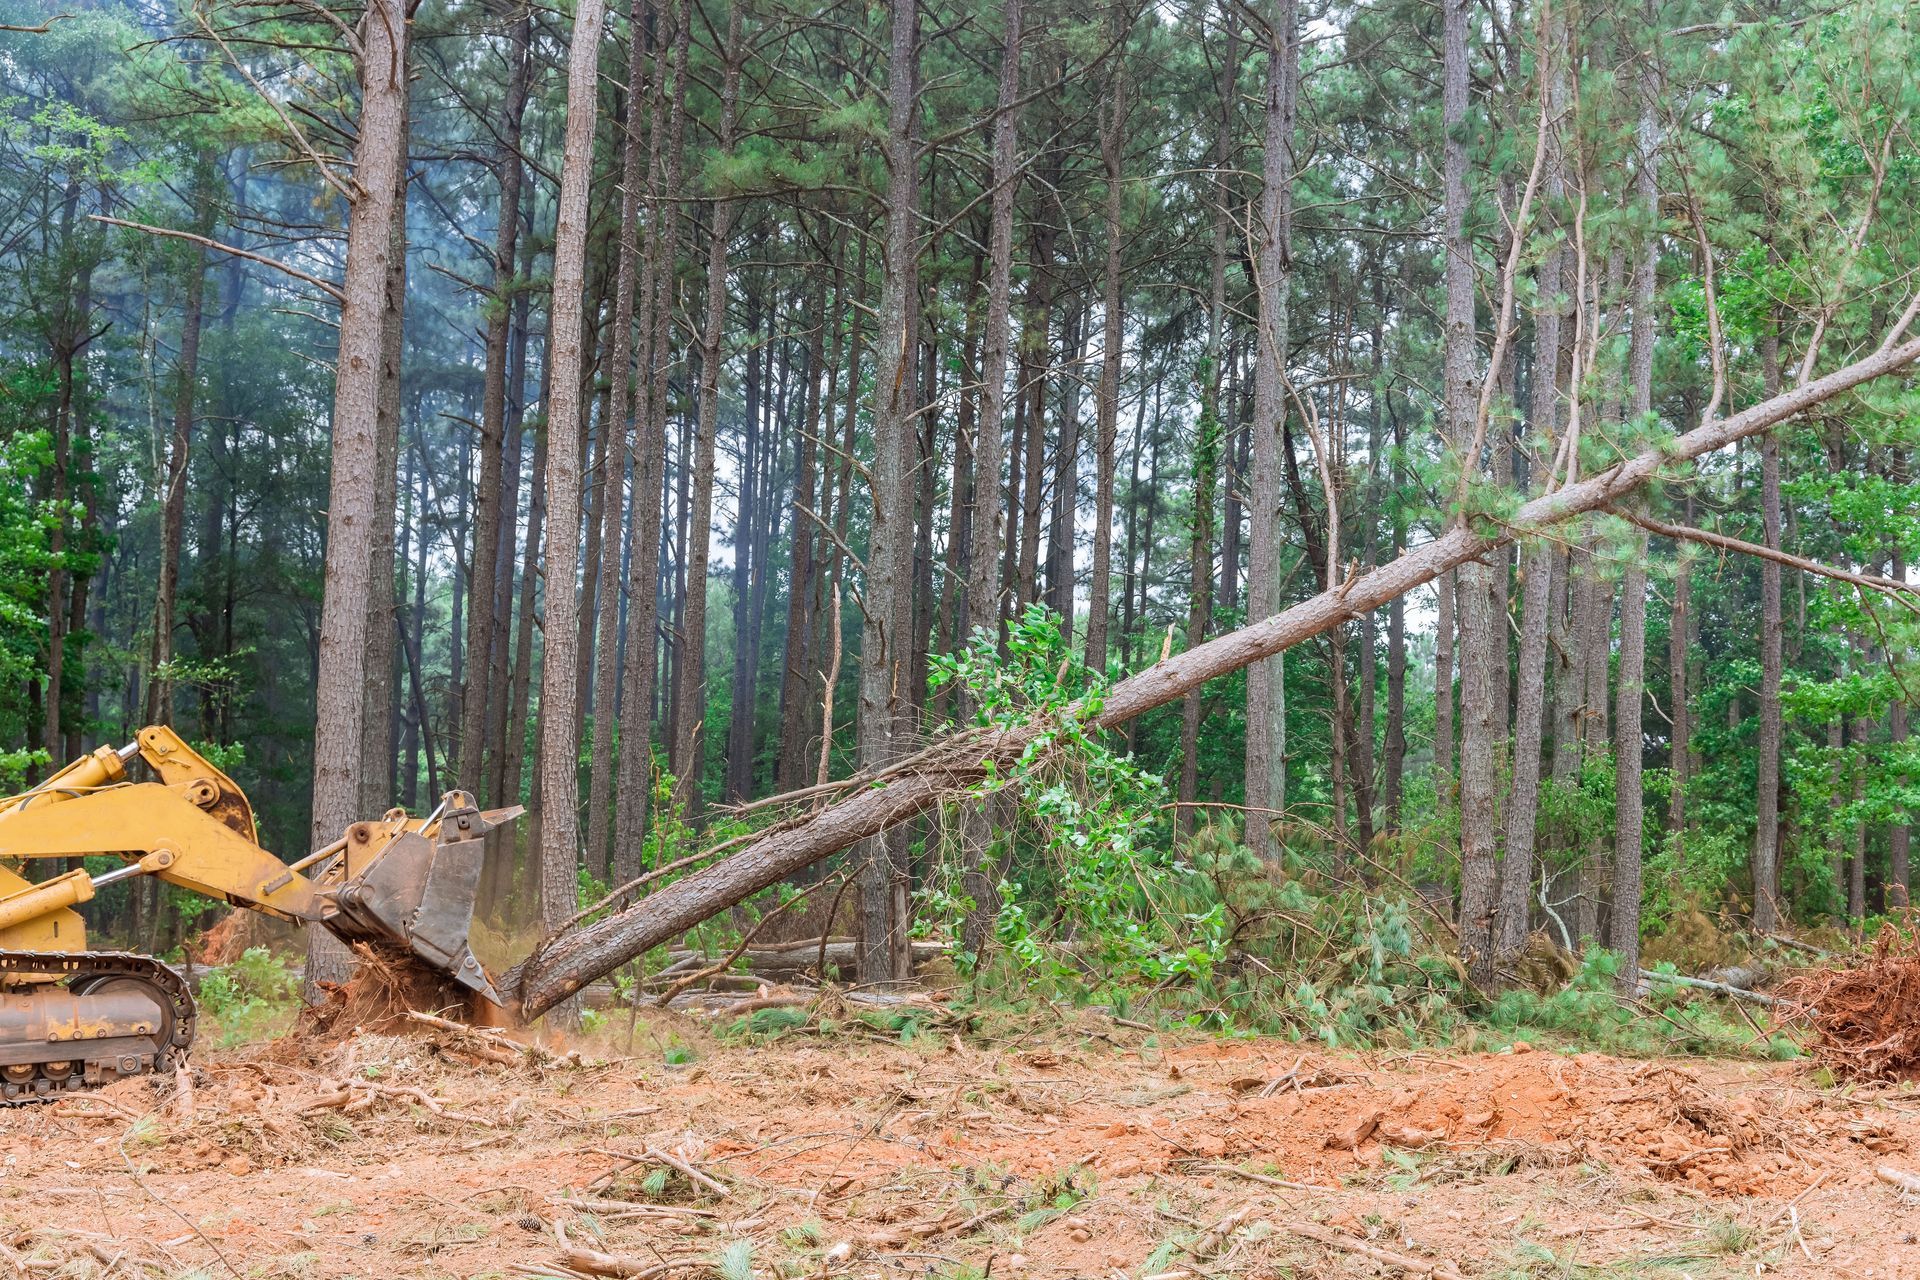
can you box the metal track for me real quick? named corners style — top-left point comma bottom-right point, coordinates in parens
top-left (0, 951), bottom-right (196, 1104)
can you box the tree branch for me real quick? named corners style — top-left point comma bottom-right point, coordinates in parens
top-left (90, 216), bottom-right (345, 304)
top-left (1611, 507), bottom-right (1920, 614)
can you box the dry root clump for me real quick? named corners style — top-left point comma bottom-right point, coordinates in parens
top-left (303, 941), bottom-right (476, 1036)
top-left (1782, 921), bottom-right (1920, 1080)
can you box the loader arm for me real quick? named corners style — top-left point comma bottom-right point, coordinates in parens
top-left (0, 726), bottom-right (518, 1003)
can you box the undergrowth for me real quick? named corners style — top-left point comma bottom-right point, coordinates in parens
top-left (197, 945), bottom-right (300, 1046)
top-left (907, 612), bottom-right (1801, 1062)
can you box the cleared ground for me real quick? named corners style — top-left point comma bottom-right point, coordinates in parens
top-left (3, 1006), bottom-right (1917, 1279)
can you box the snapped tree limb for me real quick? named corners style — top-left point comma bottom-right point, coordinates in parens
top-left (506, 324), bottom-right (1920, 1020)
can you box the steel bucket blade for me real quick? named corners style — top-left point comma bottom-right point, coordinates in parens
top-left (327, 801), bottom-right (521, 1005)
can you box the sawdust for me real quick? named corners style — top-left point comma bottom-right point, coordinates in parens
top-left (7, 1018), bottom-right (1920, 1279)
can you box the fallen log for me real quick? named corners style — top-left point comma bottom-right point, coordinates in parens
top-left (658, 940), bottom-right (944, 972)
top-left (1638, 968), bottom-right (1781, 1008)
top-left (505, 319), bottom-right (1920, 1020)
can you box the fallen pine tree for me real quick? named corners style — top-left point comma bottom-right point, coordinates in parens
top-left (504, 313), bottom-right (1920, 1021)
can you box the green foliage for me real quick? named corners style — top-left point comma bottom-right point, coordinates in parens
top-left (928, 608), bottom-right (1222, 987)
top-left (197, 946), bottom-right (298, 1046)
top-left (1487, 952), bottom-right (1788, 1058)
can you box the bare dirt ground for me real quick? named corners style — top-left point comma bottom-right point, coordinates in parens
top-left (6, 1007), bottom-right (1920, 1280)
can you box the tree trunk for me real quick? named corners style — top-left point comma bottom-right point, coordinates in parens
top-left (1044, 306), bottom-right (1083, 642)
top-left (1609, 538), bottom-right (1648, 973)
top-left (958, 0), bottom-right (1023, 956)
top-left (856, 0), bottom-right (921, 984)
top-left (503, 312), bottom-right (549, 816)
top-left (668, 22), bottom-right (741, 821)
top-left (306, 0), bottom-right (409, 996)
top-left (144, 165), bottom-right (212, 729)
top-left (1668, 518), bottom-right (1692, 860)
top-left (1245, 0), bottom-right (1297, 860)
top-left (585, 0), bottom-right (655, 875)
top-left (1085, 52), bottom-right (1127, 675)
top-left (487, 238), bottom-right (535, 810)
top-left (535, 0), bottom-right (615, 990)
top-left (458, 9), bottom-right (530, 799)
top-left (1609, 90), bottom-right (1659, 982)
top-left (777, 275), bottom-right (828, 793)
top-left (1893, 548), bottom-right (1911, 908)
top-left (1439, 0), bottom-right (1498, 976)
top-left (1576, 550), bottom-right (1613, 947)
top-left (1754, 331), bottom-right (1784, 933)
top-left (1180, 11), bottom-right (1237, 839)
top-left (612, 1), bottom-right (692, 879)
top-left (360, 112), bottom-right (408, 818)
top-left (1496, 28), bottom-right (1569, 956)
top-left (1384, 385), bottom-right (1407, 831)
top-left (725, 284), bottom-right (766, 803)
top-left (505, 322), bottom-right (1920, 1019)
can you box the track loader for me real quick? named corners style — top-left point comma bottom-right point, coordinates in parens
top-left (0, 726), bottom-right (520, 1102)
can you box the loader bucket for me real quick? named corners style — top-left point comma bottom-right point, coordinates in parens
top-left (324, 796), bottom-right (522, 1006)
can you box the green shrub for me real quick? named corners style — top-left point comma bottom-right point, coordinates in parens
top-left (197, 946), bottom-right (299, 1046)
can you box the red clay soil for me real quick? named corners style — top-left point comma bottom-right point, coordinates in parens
top-left (5, 1015), bottom-right (1920, 1279)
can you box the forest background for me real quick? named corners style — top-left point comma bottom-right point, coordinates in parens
top-left (4, 0), bottom-right (1920, 1011)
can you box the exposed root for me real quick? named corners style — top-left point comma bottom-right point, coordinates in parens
top-left (303, 941), bottom-right (476, 1036)
top-left (1781, 920), bottom-right (1920, 1080)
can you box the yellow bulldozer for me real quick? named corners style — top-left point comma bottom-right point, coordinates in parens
top-left (0, 725), bottom-right (519, 1102)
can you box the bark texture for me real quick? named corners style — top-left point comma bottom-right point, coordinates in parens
top-left (306, 0), bottom-right (409, 993)
top-left (1244, 0), bottom-right (1297, 858)
top-left (536, 0), bottom-right (614, 965)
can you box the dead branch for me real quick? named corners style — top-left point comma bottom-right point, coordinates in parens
top-left (590, 1146), bottom-right (731, 1198)
top-left (552, 1222), bottom-right (692, 1278)
top-left (1638, 968), bottom-right (1782, 1008)
top-left (89, 216), bottom-right (345, 303)
top-left (1876, 1165), bottom-right (1920, 1194)
top-left (302, 1078), bottom-right (495, 1126)
top-left (1289, 1221), bottom-right (1465, 1279)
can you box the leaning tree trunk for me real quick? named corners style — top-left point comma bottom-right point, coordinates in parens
top-left (504, 324), bottom-right (1920, 1019)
